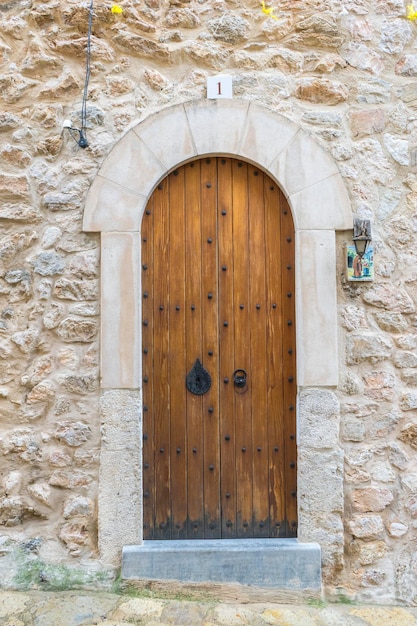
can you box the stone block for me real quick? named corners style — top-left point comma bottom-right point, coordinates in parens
top-left (387, 521), bottom-right (408, 537)
top-left (98, 129), bottom-right (166, 201)
top-left (341, 373), bottom-right (361, 396)
top-left (122, 539), bottom-right (322, 590)
top-left (293, 512), bottom-right (344, 579)
top-left (359, 568), bottom-right (387, 587)
top-left (290, 175), bottom-right (352, 230)
top-left (39, 69), bottom-right (79, 98)
top-left (0, 173), bottom-right (29, 200)
top-left (139, 106), bottom-right (197, 172)
top-left (389, 443), bottom-right (409, 470)
top-left (99, 447), bottom-right (142, 565)
top-left (63, 495), bottom-right (93, 519)
top-left (293, 14), bottom-right (344, 48)
top-left (296, 231), bottom-right (338, 386)
top-left (59, 520), bottom-right (92, 555)
top-left (394, 351), bottom-right (417, 368)
top-left (185, 99), bottom-right (249, 158)
top-left (100, 389), bottom-right (141, 451)
top-left (374, 311), bottom-right (407, 332)
top-left (59, 374), bottom-right (98, 394)
top-left (68, 252), bottom-right (98, 278)
top-left (270, 128), bottom-right (339, 197)
top-left (239, 105), bottom-right (298, 171)
top-left (113, 31), bottom-right (169, 59)
top-left (165, 8), bottom-right (200, 29)
top-left (399, 422), bottom-right (417, 448)
top-left (54, 278), bottom-right (98, 301)
top-left (350, 540), bottom-right (389, 565)
top-left (363, 371), bottom-right (395, 401)
top-left (384, 133), bottom-right (410, 166)
top-left (400, 473), bottom-right (417, 493)
top-left (83, 176), bottom-right (146, 232)
top-left (346, 466), bottom-right (371, 484)
top-left (10, 329), bottom-right (40, 354)
top-left (401, 370), bottom-right (417, 386)
top-left (42, 192), bottom-right (81, 211)
top-left (379, 19), bottom-right (412, 54)
top-left (26, 380), bottom-right (55, 404)
top-left (363, 284), bottom-right (415, 313)
top-left (54, 421), bottom-right (92, 447)
top-left (101, 232), bottom-right (140, 389)
top-left (27, 482), bottom-right (52, 508)
top-left (396, 54), bottom-right (417, 76)
top-left (49, 470), bottom-right (91, 489)
top-left (56, 319), bottom-right (98, 343)
top-left (351, 487), bottom-right (394, 512)
top-left (298, 388), bottom-right (340, 449)
top-left (346, 333), bottom-right (392, 365)
top-left (407, 496), bottom-right (417, 518)
top-left (348, 515), bottom-right (384, 540)
top-left (340, 305), bottom-right (368, 331)
top-left (350, 108), bottom-right (386, 137)
top-left (400, 396), bottom-right (417, 412)
top-left (183, 41), bottom-right (228, 69)
top-left (342, 42), bottom-right (384, 74)
top-left (298, 448), bottom-right (344, 516)
top-left (343, 420), bottom-right (366, 442)
top-left (356, 138), bottom-right (394, 184)
top-left (368, 413), bottom-right (402, 437)
top-left (357, 77), bottom-right (392, 104)
top-left (0, 202), bottom-right (42, 224)
top-left (207, 14), bottom-right (250, 44)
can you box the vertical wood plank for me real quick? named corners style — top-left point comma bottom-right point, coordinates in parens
top-left (248, 165), bottom-right (269, 538)
top-left (185, 161), bottom-right (204, 538)
top-left (264, 179), bottom-right (286, 538)
top-left (279, 189), bottom-right (298, 537)
top-left (218, 158), bottom-right (236, 538)
top-left (201, 158), bottom-right (221, 538)
top-left (232, 161), bottom-right (253, 538)
top-left (152, 178), bottom-right (171, 539)
top-left (169, 168), bottom-right (188, 539)
top-left (142, 194), bottom-right (155, 539)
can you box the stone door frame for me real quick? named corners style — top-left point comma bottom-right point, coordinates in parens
top-left (83, 100), bottom-right (352, 569)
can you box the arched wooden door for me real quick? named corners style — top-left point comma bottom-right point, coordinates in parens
top-left (142, 157), bottom-right (297, 540)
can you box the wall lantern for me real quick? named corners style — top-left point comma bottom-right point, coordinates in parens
top-left (353, 219), bottom-right (372, 258)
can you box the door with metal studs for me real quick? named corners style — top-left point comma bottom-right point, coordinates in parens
top-left (142, 157), bottom-right (297, 540)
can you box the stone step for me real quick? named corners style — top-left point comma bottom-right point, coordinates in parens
top-left (122, 539), bottom-right (321, 590)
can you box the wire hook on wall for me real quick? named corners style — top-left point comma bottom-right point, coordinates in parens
top-left (63, 0), bottom-right (93, 148)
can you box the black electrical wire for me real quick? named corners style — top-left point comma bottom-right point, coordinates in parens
top-left (67, 0), bottom-right (93, 148)
top-left (78, 0), bottom-right (94, 148)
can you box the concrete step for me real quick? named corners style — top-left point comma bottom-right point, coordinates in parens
top-left (122, 539), bottom-right (321, 590)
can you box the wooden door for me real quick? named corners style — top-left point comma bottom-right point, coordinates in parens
top-left (142, 157), bottom-right (297, 540)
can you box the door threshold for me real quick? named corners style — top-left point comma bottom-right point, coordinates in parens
top-left (122, 539), bottom-right (321, 591)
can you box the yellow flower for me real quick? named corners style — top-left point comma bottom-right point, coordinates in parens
top-left (406, 3), bottom-right (417, 20)
top-left (111, 4), bottom-right (123, 14)
top-left (261, 0), bottom-right (279, 20)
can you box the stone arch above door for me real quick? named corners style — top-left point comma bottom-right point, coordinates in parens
top-left (83, 100), bottom-right (353, 567)
top-left (83, 99), bottom-right (353, 391)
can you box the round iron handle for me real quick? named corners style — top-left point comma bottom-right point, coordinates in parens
top-left (233, 369), bottom-right (247, 388)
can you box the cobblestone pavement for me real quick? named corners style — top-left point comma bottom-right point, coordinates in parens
top-left (1, 591), bottom-right (417, 626)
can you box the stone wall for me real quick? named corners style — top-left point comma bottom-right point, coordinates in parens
top-left (0, 0), bottom-right (417, 603)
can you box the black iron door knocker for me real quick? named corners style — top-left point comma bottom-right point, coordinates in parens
top-left (233, 369), bottom-right (247, 389)
top-left (186, 358), bottom-right (212, 395)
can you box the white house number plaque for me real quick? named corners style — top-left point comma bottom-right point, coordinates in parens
top-left (207, 75), bottom-right (233, 99)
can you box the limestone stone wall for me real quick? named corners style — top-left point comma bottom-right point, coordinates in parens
top-left (0, 0), bottom-right (417, 603)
